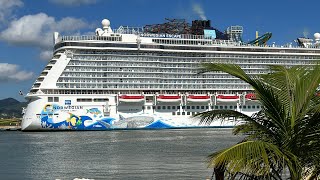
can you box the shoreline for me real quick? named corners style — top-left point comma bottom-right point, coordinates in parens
top-left (0, 125), bottom-right (21, 131)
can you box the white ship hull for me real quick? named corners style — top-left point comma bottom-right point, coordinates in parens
top-left (21, 94), bottom-right (257, 131)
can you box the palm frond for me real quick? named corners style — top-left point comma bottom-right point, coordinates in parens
top-left (208, 140), bottom-right (300, 178)
top-left (194, 109), bottom-right (251, 125)
top-left (200, 63), bottom-right (288, 134)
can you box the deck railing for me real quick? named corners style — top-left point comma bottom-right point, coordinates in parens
top-left (56, 34), bottom-right (320, 49)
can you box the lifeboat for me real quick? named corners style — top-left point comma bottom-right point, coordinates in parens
top-left (187, 95), bottom-right (210, 102)
top-left (216, 95), bottom-right (239, 102)
top-left (157, 95), bottom-right (181, 102)
top-left (245, 93), bottom-right (257, 101)
top-left (119, 95), bottom-right (145, 102)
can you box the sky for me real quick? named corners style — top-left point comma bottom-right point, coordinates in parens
top-left (0, 0), bottom-right (319, 101)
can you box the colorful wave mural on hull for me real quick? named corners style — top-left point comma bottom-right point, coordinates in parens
top-left (39, 104), bottom-right (175, 130)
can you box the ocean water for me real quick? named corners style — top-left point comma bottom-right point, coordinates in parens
top-left (0, 128), bottom-right (242, 180)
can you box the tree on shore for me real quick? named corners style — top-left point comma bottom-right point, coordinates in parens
top-left (196, 63), bottom-right (320, 179)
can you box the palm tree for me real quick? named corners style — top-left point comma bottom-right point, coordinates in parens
top-left (196, 63), bottom-right (320, 179)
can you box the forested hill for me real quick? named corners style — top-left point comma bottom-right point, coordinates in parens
top-left (0, 98), bottom-right (27, 118)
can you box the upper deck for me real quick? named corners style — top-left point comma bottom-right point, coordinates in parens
top-left (53, 18), bottom-right (320, 53)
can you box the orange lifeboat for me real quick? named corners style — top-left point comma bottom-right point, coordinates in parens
top-left (245, 93), bottom-right (257, 100)
top-left (187, 95), bottom-right (210, 102)
top-left (119, 95), bottom-right (144, 102)
top-left (216, 95), bottom-right (239, 102)
top-left (157, 95), bottom-right (181, 102)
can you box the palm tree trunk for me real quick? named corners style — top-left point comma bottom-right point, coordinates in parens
top-left (214, 165), bottom-right (225, 180)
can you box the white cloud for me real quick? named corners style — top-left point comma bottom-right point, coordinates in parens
top-left (55, 17), bottom-right (88, 32)
top-left (39, 50), bottom-right (53, 61)
top-left (0, 0), bottom-right (23, 23)
top-left (0, 13), bottom-right (54, 48)
top-left (0, 13), bottom-right (91, 61)
top-left (0, 63), bottom-right (33, 82)
top-left (0, 13), bottom-right (89, 49)
top-left (49, 0), bottom-right (96, 6)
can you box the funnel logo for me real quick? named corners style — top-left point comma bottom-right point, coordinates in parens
top-left (65, 100), bottom-right (71, 105)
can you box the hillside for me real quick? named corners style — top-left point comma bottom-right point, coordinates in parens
top-left (0, 98), bottom-right (27, 118)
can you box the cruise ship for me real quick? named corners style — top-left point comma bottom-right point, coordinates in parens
top-left (21, 18), bottom-right (320, 131)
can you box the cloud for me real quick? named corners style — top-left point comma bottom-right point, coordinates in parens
top-left (0, 13), bottom-right (90, 61)
top-left (39, 50), bottom-right (53, 61)
top-left (0, 63), bottom-right (33, 82)
top-left (192, 3), bottom-right (206, 20)
top-left (49, 0), bottom-right (97, 6)
top-left (0, 0), bottom-right (23, 23)
top-left (0, 13), bottom-right (54, 48)
top-left (0, 13), bottom-right (88, 49)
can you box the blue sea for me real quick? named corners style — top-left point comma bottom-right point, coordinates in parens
top-left (0, 128), bottom-right (242, 179)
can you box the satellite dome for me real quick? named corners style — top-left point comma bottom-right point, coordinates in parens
top-left (101, 19), bottom-right (110, 27)
top-left (314, 32), bottom-right (320, 40)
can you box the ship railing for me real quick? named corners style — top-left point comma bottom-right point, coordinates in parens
top-left (235, 43), bottom-right (320, 49)
top-left (58, 35), bottom-right (121, 42)
top-left (57, 34), bottom-right (320, 49)
top-left (113, 26), bottom-right (144, 34)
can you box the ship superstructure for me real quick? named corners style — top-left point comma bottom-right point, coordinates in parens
top-left (21, 19), bottom-right (320, 131)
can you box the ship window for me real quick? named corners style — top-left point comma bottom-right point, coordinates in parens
top-left (215, 106), bottom-right (218, 109)
top-left (187, 112), bottom-right (190, 115)
top-left (257, 105), bottom-right (260, 109)
top-left (172, 112), bottom-right (176, 115)
top-left (229, 106), bottom-right (233, 109)
top-left (219, 106), bottom-right (223, 109)
top-left (224, 106), bottom-right (228, 109)
top-left (77, 98), bottom-right (92, 102)
top-left (192, 112), bottom-right (196, 116)
top-left (243, 106), bottom-right (247, 109)
top-left (248, 106), bottom-right (251, 109)
top-left (162, 106), bottom-right (166, 110)
top-left (157, 106), bottom-right (161, 110)
top-left (234, 106), bottom-right (237, 109)
top-left (182, 106), bottom-right (185, 109)
top-left (201, 106), bottom-right (204, 109)
top-left (172, 106), bottom-right (176, 110)
top-left (94, 98), bottom-right (109, 102)
top-left (177, 112), bottom-right (180, 115)
top-left (186, 106), bottom-right (190, 109)
top-left (252, 105), bottom-right (256, 109)
top-left (167, 106), bottom-right (171, 110)
top-left (48, 97), bottom-right (53, 102)
top-left (176, 106), bottom-right (180, 109)
top-left (206, 106), bottom-right (209, 109)
top-left (54, 97), bottom-right (59, 102)
top-left (195, 106), bottom-right (199, 109)
top-left (182, 112), bottom-right (185, 115)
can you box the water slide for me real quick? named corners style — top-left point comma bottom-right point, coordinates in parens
top-left (246, 32), bottom-right (272, 45)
